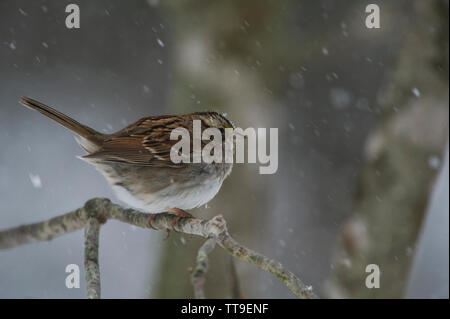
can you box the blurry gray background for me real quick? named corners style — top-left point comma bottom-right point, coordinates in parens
top-left (0, 0), bottom-right (448, 298)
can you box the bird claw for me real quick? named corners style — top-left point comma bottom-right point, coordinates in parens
top-left (171, 216), bottom-right (181, 230)
top-left (147, 213), bottom-right (159, 230)
top-left (148, 208), bottom-right (194, 236)
top-left (168, 208), bottom-right (194, 232)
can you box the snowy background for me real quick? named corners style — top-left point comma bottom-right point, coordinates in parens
top-left (0, 0), bottom-right (448, 298)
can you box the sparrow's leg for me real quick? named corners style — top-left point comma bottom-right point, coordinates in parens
top-left (168, 207), bottom-right (194, 229)
top-left (148, 213), bottom-right (171, 238)
top-left (148, 213), bottom-right (170, 239)
top-left (147, 208), bottom-right (193, 235)
top-left (147, 213), bottom-right (160, 230)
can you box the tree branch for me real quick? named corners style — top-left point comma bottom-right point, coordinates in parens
top-left (84, 217), bottom-right (101, 299)
top-left (191, 237), bottom-right (216, 299)
top-left (229, 257), bottom-right (243, 298)
top-left (0, 208), bottom-right (85, 249)
top-left (0, 198), bottom-right (318, 299)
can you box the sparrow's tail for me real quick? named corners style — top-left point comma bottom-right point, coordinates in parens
top-left (19, 96), bottom-right (105, 152)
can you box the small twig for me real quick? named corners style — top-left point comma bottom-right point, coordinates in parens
top-left (219, 232), bottom-right (317, 299)
top-left (191, 237), bottom-right (216, 299)
top-left (0, 198), bottom-right (318, 299)
top-left (229, 256), bottom-right (242, 298)
top-left (84, 217), bottom-right (101, 299)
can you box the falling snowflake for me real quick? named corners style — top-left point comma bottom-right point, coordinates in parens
top-left (428, 155), bottom-right (440, 169)
top-left (156, 38), bottom-right (164, 47)
top-left (29, 173), bottom-right (42, 188)
top-left (411, 87), bottom-right (421, 97)
top-left (147, 0), bottom-right (160, 7)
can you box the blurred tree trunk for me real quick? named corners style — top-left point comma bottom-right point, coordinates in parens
top-left (327, 0), bottom-right (449, 298)
top-left (151, 0), bottom-right (299, 298)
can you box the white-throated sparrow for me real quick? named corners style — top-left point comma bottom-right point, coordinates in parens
top-left (19, 96), bottom-right (234, 226)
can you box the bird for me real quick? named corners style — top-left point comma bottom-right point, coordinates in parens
top-left (19, 96), bottom-right (234, 228)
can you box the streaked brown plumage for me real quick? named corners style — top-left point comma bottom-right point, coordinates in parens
top-left (19, 96), bottom-right (234, 223)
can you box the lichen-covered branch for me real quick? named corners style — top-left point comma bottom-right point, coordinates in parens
top-left (228, 257), bottom-right (243, 299)
top-left (219, 233), bottom-right (317, 299)
top-left (0, 197), bottom-right (318, 299)
top-left (0, 208), bottom-right (85, 249)
top-left (191, 237), bottom-right (216, 299)
top-left (84, 218), bottom-right (101, 299)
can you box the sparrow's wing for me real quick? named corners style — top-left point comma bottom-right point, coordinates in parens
top-left (82, 115), bottom-right (192, 167)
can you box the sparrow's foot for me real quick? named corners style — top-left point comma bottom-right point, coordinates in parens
top-left (147, 213), bottom-right (162, 230)
top-left (168, 207), bottom-right (194, 230)
top-left (148, 209), bottom-right (193, 235)
top-left (148, 214), bottom-right (172, 239)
